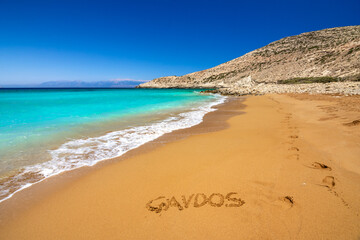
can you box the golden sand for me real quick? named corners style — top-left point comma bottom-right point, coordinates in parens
top-left (0, 94), bottom-right (359, 239)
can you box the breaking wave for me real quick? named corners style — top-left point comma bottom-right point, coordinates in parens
top-left (0, 95), bottom-right (226, 203)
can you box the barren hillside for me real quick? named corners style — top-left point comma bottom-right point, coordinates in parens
top-left (139, 26), bottom-right (360, 89)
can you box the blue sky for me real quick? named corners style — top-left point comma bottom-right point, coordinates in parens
top-left (0, 0), bottom-right (359, 85)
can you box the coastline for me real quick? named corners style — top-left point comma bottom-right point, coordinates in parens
top-left (0, 90), bottom-right (225, 203)
top-left (1, 94), bottom-right (360, 239)
top-left (0, 96), bottom-right (241, 217)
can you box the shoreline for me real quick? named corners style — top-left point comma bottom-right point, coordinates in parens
top-left (0, 96), bottom-right (242, 218)
top-left (0, 92), bottom-right (227, 204)
top-left (1, 93), bottom-right (360, 239)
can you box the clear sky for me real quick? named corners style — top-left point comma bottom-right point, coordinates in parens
top-left (0, 0), bottom-right (359, 85)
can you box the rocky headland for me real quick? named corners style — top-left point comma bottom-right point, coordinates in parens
top-left (138, 26), bottom-right (360, 95)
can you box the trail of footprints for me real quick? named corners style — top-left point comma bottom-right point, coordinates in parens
top-left (268, 98), bottom-right (350, 209)
top-left (278, 105), bottom-right (349, 208)
top-left (283, 111), bottom-right (300, 161)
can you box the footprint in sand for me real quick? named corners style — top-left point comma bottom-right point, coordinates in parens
top-left (322, 176), bottom-right (336, 188)
top-left (251, 181), bottom-right (296, 210)
top-left (310, 162), bottom-right (332, 171)
top-left (282, 196), bottom-right (294, 208)
top-left (289, 146), bottom-right (299, 151)
top-left (343, 119), bottom-right (360, 126)
top-left (320, 176), bottom-right (349, 207)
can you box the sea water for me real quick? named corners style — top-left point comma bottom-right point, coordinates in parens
top-left (0, 88), bottom-right (226, 202)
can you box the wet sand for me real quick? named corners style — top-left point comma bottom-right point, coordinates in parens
top-left (0, 94), bottom-right (359, 239)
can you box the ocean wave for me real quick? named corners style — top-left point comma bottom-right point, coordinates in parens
top-left (0, 95), bottom-right (226, 203)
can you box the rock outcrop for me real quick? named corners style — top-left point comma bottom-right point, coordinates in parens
top-left (204, 81), bottom-right (360, 96)
top-left (138, 26), bottom-right (360, 95)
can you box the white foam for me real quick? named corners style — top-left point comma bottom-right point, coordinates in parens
top-left (0, 95), bottom-right (226, 203)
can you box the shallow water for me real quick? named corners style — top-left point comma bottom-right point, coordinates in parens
top-left (0, 88), bottom-right (225, 202)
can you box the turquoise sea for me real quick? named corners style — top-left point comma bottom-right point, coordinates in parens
top-left (0, 88), bottom-right (225, 202)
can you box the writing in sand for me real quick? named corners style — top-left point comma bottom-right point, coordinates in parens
top-left (146, 192), bottom-right (245, 214)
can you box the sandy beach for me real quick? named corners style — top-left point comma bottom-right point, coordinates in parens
top-left (0, 94), bottom-right (359, 239)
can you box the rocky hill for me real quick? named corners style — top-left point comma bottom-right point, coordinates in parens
top-left (138, 26), bottom-right (360, 94)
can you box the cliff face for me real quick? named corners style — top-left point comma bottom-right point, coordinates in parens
top-left (138, 26), bottom-right (360, 89)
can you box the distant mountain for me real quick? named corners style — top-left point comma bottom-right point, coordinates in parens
top-left (39, 80), bottom-right (148, 88)
top-left (1, 80), bottom-right (148, 88)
